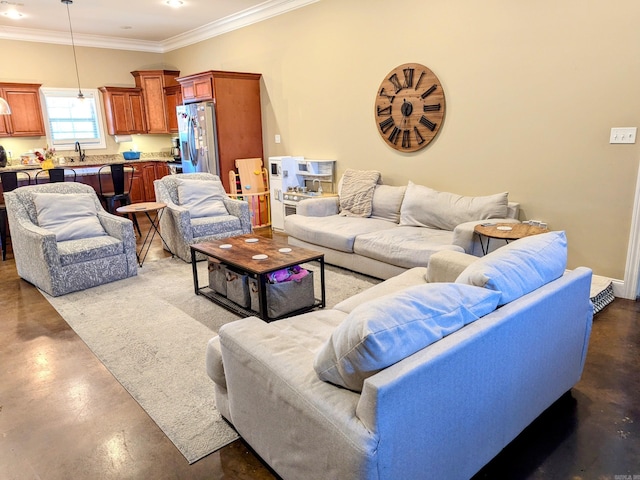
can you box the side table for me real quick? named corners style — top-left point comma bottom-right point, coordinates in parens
top-left (474, 223), bottom-right (549, 255)
top-left (116, 201), bottom-right (172, 266)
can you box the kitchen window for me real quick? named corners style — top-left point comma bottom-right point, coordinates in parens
top-left (40, 88), bottom-right (106, 150)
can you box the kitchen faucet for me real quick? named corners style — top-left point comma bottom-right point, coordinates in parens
top-left (75, 141), bottom-right (85, 162)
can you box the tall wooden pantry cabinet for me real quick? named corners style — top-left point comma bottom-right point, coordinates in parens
top-left (176, 70), bottom-right (263, 193)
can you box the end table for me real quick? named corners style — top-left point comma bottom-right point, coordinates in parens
top-left (474, 223), bottom-right (549, 255)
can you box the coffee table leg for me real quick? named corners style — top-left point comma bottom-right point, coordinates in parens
top-left (191, 247), bottom-right (199, 295)
top-left (258, 274), bottom-right (268, 321)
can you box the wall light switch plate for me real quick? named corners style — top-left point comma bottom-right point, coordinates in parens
top-left (610, 127), bottom-right (637, 144)
top-left (275, 134), bottom-right (281, 144)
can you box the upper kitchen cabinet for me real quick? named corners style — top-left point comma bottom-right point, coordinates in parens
top-left (177, 71), bottom-right (215, 103)
top-left (131, 70), bottom-right (180, 134)
top-left (99, 86), bottom-right (147, 135)
top-left (164, 85), bottom-right (182, 133)
top-left (0, 83), bottom-right (46, 137)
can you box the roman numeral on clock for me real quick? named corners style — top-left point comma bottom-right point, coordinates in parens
top-left (402, 129), bottom-right (411, 149)
top-left (423, 103), bottom-right (441, 112)
top-left (377, 105), bottom-right (392, 116)
top-left (415, 71), bottom-right (426, 91)
top-left (389, 73), bottom-right (403, 93)
top-left (414, 126), bottom-right (425, 145)
top-left (421, 84), bottom-right (438, 99)
top-left (379, 116), bottom-right (395, 134)
top-left (388, 126), bottom-right (401, 144)
top-left (419, 115), bottom-right (437, 131)
top-left (379, 87), bottom-right (395, 103)
top-left (403, 68), bottom-right (414, 89)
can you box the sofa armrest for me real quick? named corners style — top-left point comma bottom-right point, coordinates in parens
top-left (296, 197), bottom-right (340, 217)
top-left (425, 251), bottom-right (477, 283)
top-left (223, 197), bottom-right (252, 233)
top-left (164, 203), bottom-right (194, 242)
top-left (452, 218), bottom-right (520, 255)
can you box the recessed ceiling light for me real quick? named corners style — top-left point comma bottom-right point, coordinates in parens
top-left (165, 0), bottom-right (184, 7)
top-left (2, 9), bottom-right (24, 19)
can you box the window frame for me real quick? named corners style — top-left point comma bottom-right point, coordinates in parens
top-left (40, 87), bottom-right (107, 150)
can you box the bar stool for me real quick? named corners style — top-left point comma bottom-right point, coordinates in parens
top-left (97, 164), bottom-right (141, 236)
top-left (1, 171), bottom-right (32, 261)
top-left (35, 167), bottom-right (77, 184)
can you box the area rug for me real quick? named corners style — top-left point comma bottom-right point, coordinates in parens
top-left (42, 257), bottom-right (379, 464)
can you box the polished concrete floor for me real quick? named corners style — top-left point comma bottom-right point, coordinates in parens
top-left (1, 219), bottom-right (638, 479)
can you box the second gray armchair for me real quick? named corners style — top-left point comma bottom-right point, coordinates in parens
top-left (154, 173), bottom-right (252, 262)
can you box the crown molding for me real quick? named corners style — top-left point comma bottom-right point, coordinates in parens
top-left (161, 0), bottom-right (320, 52)
top-left (0, 0), bottom-right (319, 54)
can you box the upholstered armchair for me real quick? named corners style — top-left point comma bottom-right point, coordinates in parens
top-left (153, 173), bottom-right (252, 262)
top-left (4, 182), bottom-right (137, 297)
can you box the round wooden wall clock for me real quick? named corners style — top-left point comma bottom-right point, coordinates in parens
top-left (374, 63), bottom-right (446, 152)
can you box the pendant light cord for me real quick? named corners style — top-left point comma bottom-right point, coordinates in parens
top-left (63, 0), bottom-right (84, 100)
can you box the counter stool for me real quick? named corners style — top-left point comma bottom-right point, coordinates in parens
top-left (35, 167), bottom-right (77, 184)
top-left (1, 171), bottom-right (32, 261)
top-left (97, 164), bottom-right (141, 236)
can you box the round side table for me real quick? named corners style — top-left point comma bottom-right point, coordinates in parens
top-left (474, 223), bottom-right (549, 255)
top-left (116, 201), bottom-right (172, 266)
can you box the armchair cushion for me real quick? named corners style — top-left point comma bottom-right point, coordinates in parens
top-left (177, 178), bottom-right (228, 218)
top-left (33, 192), bottom-right (107, 242)
top-left (399, 182), bottom-right (509, 230)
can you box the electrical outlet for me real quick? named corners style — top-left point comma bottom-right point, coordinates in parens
top-left (6, 150), bottom-right (12, 159)
top-left (610, 127), bottom-right (637, 144)
top-left (275, 134), bottom-right (281, 144)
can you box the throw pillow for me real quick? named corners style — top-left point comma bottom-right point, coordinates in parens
top-left (33, 193), bottom-right (107, 242)
top-left (371, 184), bottom-right (406, 223)
top-left (399, 181), bottom-right (508, 230)
top-left (314, 283), bottom-right (501, 392)
top-left (177, 178), bottom-right (228, 219)
top-left (338, 169), bottom-right (381, 217)
top-left (455, 231), bottom-right (567, 306)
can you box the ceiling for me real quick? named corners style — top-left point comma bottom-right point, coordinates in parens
top-left (0, 0), bottom-right (318, 53)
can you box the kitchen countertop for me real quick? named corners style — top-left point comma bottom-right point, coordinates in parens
top-left (0, 154), bottom-right (174, 174)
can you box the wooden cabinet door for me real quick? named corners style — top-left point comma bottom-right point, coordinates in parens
top-left (177, 72), bottom-right (214, 103)
top-left (164, 85), bottom-right (182, 133)
top-left (100, 87), bottom-right (146, 135)
top-left (141, 163), bottom-right (158, 201)
top-left (129, 163), bottom-right (145, 203)
top-left (0, 83), bottom-right (45, 137)
top-left (132, 70), bottom-right (180, 134)
top-left (155, 161), bottom-right (170, 180)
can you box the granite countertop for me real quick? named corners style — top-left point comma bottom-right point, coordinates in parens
top-left (0, 153), bottom-right (174, 174)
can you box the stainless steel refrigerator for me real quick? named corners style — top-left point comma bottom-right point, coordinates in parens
top-left (176, 102), bottom-right (219, 175)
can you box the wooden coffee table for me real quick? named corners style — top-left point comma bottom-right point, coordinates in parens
top-left (474, 222), bottom-right (549, 255)
top-left (190, 234), bottom-right (325, 321)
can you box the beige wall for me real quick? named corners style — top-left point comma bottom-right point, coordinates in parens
top-left (2, 0), bottom-right (639, 280)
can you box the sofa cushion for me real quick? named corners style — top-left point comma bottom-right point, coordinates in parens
top-left (57, 235), bottom-right (124, 267)
top-left (455, 231), bottom-right (567, 306)
top-left (314, 283), bottom-right (501, 392)
top-left (33, 193), bottom-right (107, 242)
top-left (285, 214), bottom-right (396, 253)
top-left (177, 178), bottom-right (228, 219)
top-left (338, 169), bottom-right (381, 217)
top-left (191, 215), bottom-right (243, 238)
top-left (353, 225), bottom-right (465, 269)
top-left (371, 184), bottom-right (406, 223)
top-left (399, 182), bottom-right (508, 230)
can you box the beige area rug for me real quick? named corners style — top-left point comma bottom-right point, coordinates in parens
top-left (42, 256), bottom-right (379, 464)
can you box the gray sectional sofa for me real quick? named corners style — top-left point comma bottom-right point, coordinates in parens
top-left (285, 177), bottom-right (520, 279)
top-left (206, 231), bottom-right (594, 480)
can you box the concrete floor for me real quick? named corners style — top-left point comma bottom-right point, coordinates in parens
top-left (0, 220), bottom-right (638, 479)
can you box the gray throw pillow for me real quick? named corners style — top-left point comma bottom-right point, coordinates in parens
top-left (177, 178), bottom-right (228, 219)
top-left (34, 193), bottom-right (107, 242)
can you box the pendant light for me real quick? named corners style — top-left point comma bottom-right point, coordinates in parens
top-left (61, 0), bottom-right (84, 100)
top-left (0, 97), bottom-right (10, 115)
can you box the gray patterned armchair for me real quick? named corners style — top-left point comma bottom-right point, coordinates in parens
top-left (4, 182), bottom-right (137, 297)
top-left (153, 173), bottom-right (252, 262)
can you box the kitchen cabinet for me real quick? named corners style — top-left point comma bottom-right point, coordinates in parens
top-left (99, 86), bottom-right (147, 135)
top-left (0, 83), bottom-right (46, 137)
top-left (129, 161), bottom-right (170, 203)
top-left (131, 70), bottom-right (180, 134)
top-left (176, 70), bottom-right (263, 193)
top-left (164, 85), bottom-right (182, 133)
